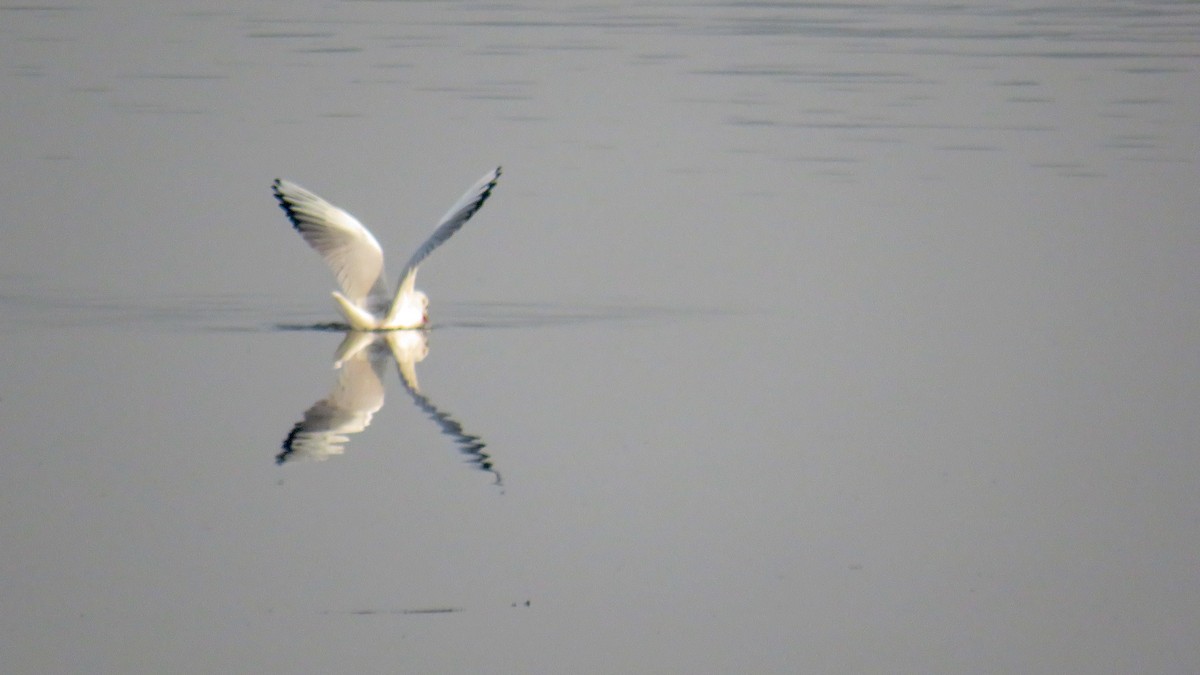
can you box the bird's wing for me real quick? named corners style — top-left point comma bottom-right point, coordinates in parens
top-left (273, 179), bottom-right (391, 309)
top-left (383, 332), bottom-right (501, 485)
top-left (277, 333), bottom-right (389, 465)
top-left (393, 167), bottom-right (501, 303)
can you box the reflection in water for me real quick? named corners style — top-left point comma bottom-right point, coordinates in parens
top-left (280, 331), bottom-right (387, 464)
top-left (278, 331), bottom-right (499, 485)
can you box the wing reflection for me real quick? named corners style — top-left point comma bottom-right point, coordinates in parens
top-left (278, 331), bottom-right (500, 485)
top-left (279, 331), bottom-right (386, 464)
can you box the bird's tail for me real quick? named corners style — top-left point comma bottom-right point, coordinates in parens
top-left (331, 292), bottom-right (381, 330)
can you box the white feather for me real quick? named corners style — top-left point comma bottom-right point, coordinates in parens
top-left (272, 167), bottom-right (501, 329)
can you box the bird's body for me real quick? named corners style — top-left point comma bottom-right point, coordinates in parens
top-left (272, 167), bottom-right (501, 329)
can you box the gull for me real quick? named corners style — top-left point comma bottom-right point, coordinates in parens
top-left (278, 331), bottom-right (500, 485)
top-left (272, 167), bottom-right (501, 329)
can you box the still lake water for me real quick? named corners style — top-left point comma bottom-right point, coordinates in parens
top-left (3, 2), bottom-right (1199, 673)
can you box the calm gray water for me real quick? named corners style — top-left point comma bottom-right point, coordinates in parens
top-left (2, 2), bottom-right (1199, 673)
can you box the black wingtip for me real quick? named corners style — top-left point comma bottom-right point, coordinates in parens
top-left (474, 170), bottom-right (501, 216)
top-left (271, 178), bottom-right (304, 230)
top-left (277, 422), bottom-right (302, 465)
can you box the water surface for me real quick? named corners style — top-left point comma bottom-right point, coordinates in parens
top-left (2, 2), bottom-right (1198, 673)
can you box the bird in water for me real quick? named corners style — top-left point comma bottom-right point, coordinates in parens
top-left (272, 167), bottom-right (501, 329)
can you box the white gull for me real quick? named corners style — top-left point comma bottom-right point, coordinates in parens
top-left (272, 167), bottom-right (501, 329)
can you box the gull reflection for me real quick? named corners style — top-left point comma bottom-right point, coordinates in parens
top-left (278, 330), bottom-right (499, 485)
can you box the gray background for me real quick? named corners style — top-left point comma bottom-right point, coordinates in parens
top-left (2, 2), bottom-right (1198, 673)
